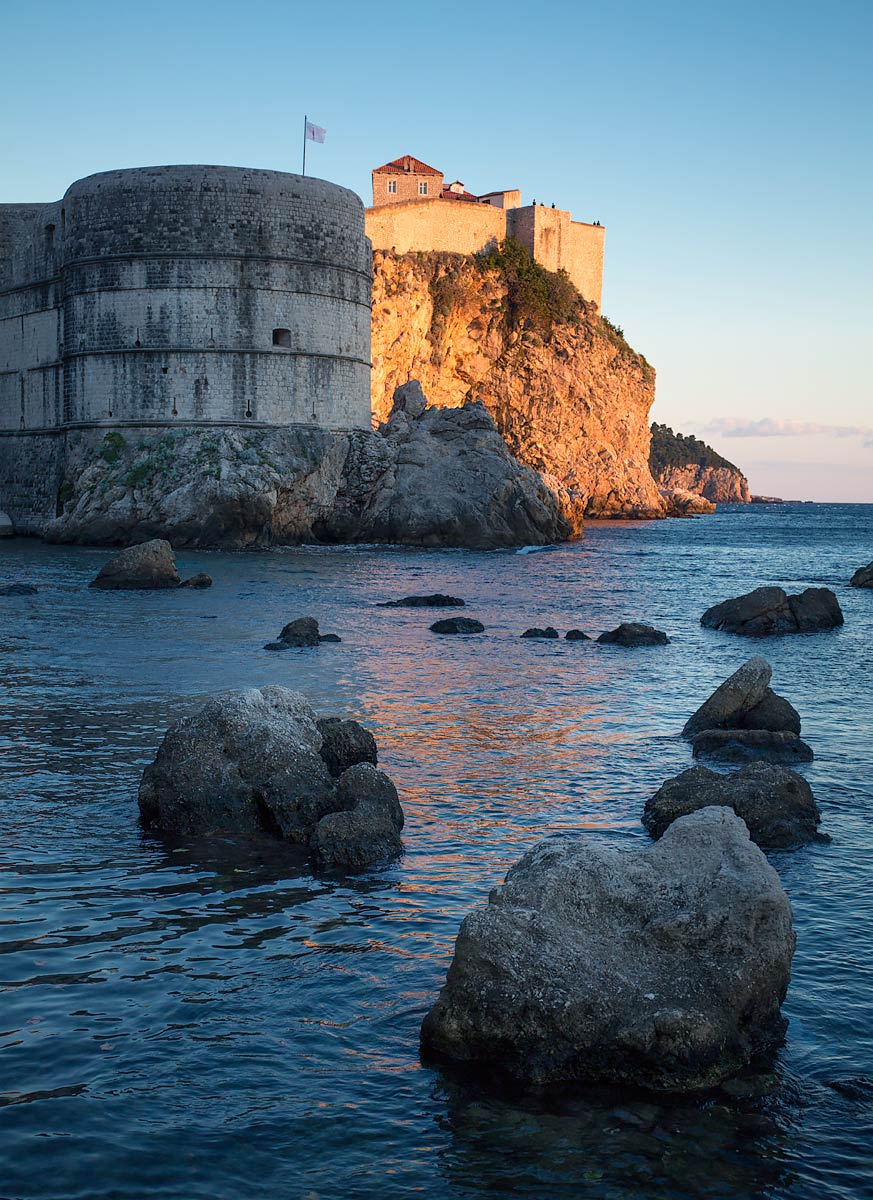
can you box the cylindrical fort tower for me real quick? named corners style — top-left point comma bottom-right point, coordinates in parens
top-left (59, 166), bottom-right (371, 429)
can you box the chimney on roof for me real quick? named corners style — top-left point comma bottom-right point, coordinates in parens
top-left (404, 156), bottom-right (412, 172)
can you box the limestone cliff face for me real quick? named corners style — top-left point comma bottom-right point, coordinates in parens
top-left (658, 465), bottom-right (752, 504)
top-left (649, 424), bottom-right (751, 504)
top-left (371, 251), bottom-right (665, 522)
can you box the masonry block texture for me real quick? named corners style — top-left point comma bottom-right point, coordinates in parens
top-left (0, 166), bottom-right (373, 438)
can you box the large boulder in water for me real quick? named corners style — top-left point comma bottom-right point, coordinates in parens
top-left (643, 762), bottom-right (824, 848)
top-left (90, 538), bottom-right (181, 590)
top-left (683, 658), bottom-right (801, 739)
top-left (138, 687), bottom-right (404, 871)
top-left (421, 808), bottom-right (795, 1091)
top-left (683, 657), bottom-right (771, 737)
top-left (850, 561), bottom-right (873, 588)
top-left (701, 586), bottom-right (843, 636)
top-left (138, 687), bottom-right (336, 840)
top-left (597, 622), bottom-right (669, 646)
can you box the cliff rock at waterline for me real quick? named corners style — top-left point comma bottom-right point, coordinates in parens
top-left (370, 248), bottom-right (665, 524)
top-left (650, 424), bottom-right (751, 504)
top-left (42, 397), bottom-right (567, 550)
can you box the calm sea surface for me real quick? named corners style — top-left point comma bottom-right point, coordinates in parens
top-left (1, 503), bottom-right (871, 1200)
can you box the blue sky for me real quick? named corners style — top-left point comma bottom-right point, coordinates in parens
top-left (3, 0), bottom-right (871, 499)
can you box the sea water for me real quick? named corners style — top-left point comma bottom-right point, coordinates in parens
top-left (0, 503), bottom-right (871, 1199)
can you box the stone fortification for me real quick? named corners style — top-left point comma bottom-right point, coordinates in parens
top-left (0, 166), bottom-right (372, 437)
top-left (367, 200), bottom-right (604, 311)
top-left (366, 154), bottom-right (604, 309)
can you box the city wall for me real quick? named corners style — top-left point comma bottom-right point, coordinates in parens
top-left (365, 199), bottom-right (604, 309)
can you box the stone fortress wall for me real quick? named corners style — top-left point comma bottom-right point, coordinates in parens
top-left (0, 166), bottom-right (373, 436)
top-left (366, 156), bottom-right (605, 310)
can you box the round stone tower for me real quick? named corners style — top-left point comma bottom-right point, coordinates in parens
top-left (59, 166), bottom-right (371, 428)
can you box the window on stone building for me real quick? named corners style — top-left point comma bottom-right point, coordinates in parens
top-left (272, 328), bottom-right (292, 348)
top-left (419, 182), bottom-right (428, 195)
top-left (387, 180), bottom-right (397, 194)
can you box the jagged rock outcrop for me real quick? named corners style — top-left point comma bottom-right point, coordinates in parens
top-left (371, 249), bottom-right (665, 522)
top-left (658, 486), bottom-right (716, 517)
top-left (421, 808), bottom-right (795, 1091)
top-left (44, 390), bottom-right (567, 550)
top-left (650, 424), bottom-right (751, 504)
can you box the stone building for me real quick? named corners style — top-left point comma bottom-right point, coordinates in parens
top-left (367, 154), bottom-right (604, 310)
top-left (0, 166), bottom-right (372, 435)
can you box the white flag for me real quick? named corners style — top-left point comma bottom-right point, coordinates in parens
top-left (305, 120), bottom-right (326, 144)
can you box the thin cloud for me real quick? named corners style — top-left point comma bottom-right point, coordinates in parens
top-left (703, 418), bottom-right (873, 447)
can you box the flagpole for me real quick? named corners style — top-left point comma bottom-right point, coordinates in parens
top-left (302, 114), bottom-right (307, 176)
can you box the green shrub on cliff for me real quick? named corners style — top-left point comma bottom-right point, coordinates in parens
top-left (475, 238), bottom-right (581, 334)
top-left (100, 432), bottom-right (127, 464)
top-left (649, 423), bottom-right (740, 474)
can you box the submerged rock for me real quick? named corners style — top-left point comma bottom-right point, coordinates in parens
top-left (265, 616), bottom-right (340, 649)
top-left (701, 586), bottom-right (843, 636)
top-left (0, 582), bottom-right (38, 596)
top-left (421, 807), bottom-right (795, 1091)
top-left (521, 627), bottom-right (559, 639)
top-left (180, 572), bottom-right (213, 589)
top-left (89, 539), bottom-right (181, 590)
top-left (139, 687), bottom-right (403, 871)
top-left (311, 763), bottom-right (403, 871)
top-left (850, 561), bottom-right (873, 588)
top-left (691, 729), bottom-right (814, 763)
top-left (565, 629), bottom-right (591, 641)
top-left (379, 593), bottom-right (465, 608)
top-left (597, 622), bottom-right (669, 647)
top-left (643, 762), bottom-right (824, 848)
top-left (430, 617), bottom-right (485, 635)
top-left (316, 717), bottom-right (378, 777)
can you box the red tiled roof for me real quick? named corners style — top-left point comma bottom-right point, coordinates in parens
top-left (440, 186), bottom-right (479, 202)
top-left (373, 155), bottom-right (443, 176)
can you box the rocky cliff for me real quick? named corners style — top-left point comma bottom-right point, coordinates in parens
top-left (650, 424), bottom-right (751, 504)
top-left (43, 390), bottom-right (567, 550)
top-left (371, 247), bottom-right (665, 523)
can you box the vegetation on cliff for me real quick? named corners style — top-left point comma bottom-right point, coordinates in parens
top-left (650, 424), bottom-right (740, 475)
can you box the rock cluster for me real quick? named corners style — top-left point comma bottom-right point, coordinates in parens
top-left (421, 808), bottom-right (795, 1091)
top-left (48, 385), bottom-right (569, 551)
top-left (643, 762), bottom-right (823, 848)
top-left (89, 539), bottom-right (212, 590)
top-left (682, 657), bottom-right (813, 763)
top-left (138, 687), bottom-right (402, 871)
top-left (701, 586), bottom-right (843, 636)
